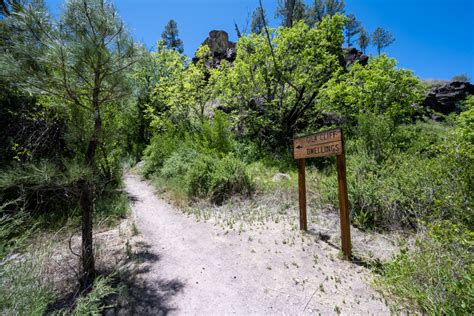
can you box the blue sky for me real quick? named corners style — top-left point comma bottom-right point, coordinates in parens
top-left (46, 0), bottom-right (474, 80)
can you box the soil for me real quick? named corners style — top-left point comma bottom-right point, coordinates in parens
top-left (123, 172), bottom-right (392, 315)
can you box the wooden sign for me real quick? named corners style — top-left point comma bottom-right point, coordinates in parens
top-left (293, 128), bottom-right (342, 159)
top-left (293, 128), bottom-right (351, 260)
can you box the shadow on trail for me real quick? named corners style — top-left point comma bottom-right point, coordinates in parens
top-left (107, 241), bottom-right (185, 315)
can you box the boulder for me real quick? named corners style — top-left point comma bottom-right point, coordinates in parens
top-left (343, 47), bottom-right (369, 68)
top-left (423, 80), bottom-right (474, 114)
top-left (192, 30), bottom-right (236, 67)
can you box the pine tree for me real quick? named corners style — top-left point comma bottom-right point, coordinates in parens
top-left (161, 19), bottom-right (184, 53)
top-left (251, 7), bottom-right (266, 34)
top-left (1, 0), bottom-right (138, 289)
top-left (357, 27), bottom-right (370, 53)
top-left (372, 27), bottom-right (395, 55)
top-left (276, 0), bottom-right (308, 27)
top-left (308, 0), bottom-right (345, 26)
top-left (344, 14), bottom-right (361, 47)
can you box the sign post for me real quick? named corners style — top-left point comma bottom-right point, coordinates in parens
top-left (293, 128), bottom-right (351, 260)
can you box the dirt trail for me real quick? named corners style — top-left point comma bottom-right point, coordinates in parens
top-left (124, 172), bottom-right (390, 315)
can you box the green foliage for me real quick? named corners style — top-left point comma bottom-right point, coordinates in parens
top-left (161, 19), bottom-right (184, 53)
top-left (371, 27), bottom-right (395, 55)
top-left (0, 208), bottom-right (35, 260)
top-left (251, 7), bottom-right (266, 34)
top-left (357, 27), bottom-right (370, 53)
top-left (0, 198), bottom-right (55, 315)
top-left (214, 16), bottom-right (346, 152)
top-left (0, 247), bottom-right (55, 315)
top-left (382, 221), bottom-right (473, 314)
top-left (184, 153), bottom-right (218, 198)
top-left (344, 14), bottom-right (361, 47)
top-left (319, 114), bottom-right (473, 230)
top-left (317, 55), bottom-right (425, 128)
top-left (71, 275), bottom-right (116, 315)
top-left (276, 0), bottom-right (308, 27)
top-left (209, 155), bottom-right (254, 204)
top-left (142, 130), bottom-right (183, 177)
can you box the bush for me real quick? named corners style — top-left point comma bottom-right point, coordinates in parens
top-left (185, 153), bottom-right (218, 198)
top-left (382, 221), bottom-right (473, 314)
top-left (318, 113), bottom-right (473, 230)
top-left (160, 147), bottom-right (199, 181)
top-left (209, 155), bottom-right (254, 204)
top-left (0, 247), bottom-right (55, 315)
top-left (141, 131), bottom-right (182, 177)
top-left (0, 202), bottom-right (54, 314)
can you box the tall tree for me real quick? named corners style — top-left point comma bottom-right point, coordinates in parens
top-left (344, 14), bottom-right (361, 47)
top-left (276, 0), bottom-right (307, 27)
top-left (357, 27), bottom-right (370, 53)
top-left (308, 0), bottom-right (345, 25)
top-left (372, 27), bottom-right (395, 55)
top-left (251, 7), bottom-right (266, 34)
top-left (1, 0), bottom-right (138, 289)
top-left (161, 19), bottom-right (184, 53)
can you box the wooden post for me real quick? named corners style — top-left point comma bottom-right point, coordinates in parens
top-left (336, 151), bottom-right (351, 260)
top-left (297, 159), bottom-right (307, 231)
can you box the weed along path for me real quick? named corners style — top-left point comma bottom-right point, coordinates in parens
top-left (124, 172), bottom-right (390, 315)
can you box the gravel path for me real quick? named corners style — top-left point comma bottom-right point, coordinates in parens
top-left (124, 172), bottom-right (390, 315)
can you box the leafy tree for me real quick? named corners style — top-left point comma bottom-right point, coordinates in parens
top-left (344, 14), bottom-right (361, 47)
top-left (161, 19), bottom-right (184, 53)
top-left (0, 0), bottom-right (138, 289)
top-left (317, 55), bottom-right (424, 126)
top-left (452, 74), bottom-right (470, 82)
top-left (213, 16), bottom-right (346, 151)
top-left (147, 44), bottom-right (215, 130)
top-left (251, 7), bottom-right (266, 34)
top-left (275, 0), bottom-right (308, 27)
top-left (372, 27), bottom-right (395, 55)
top-left (357, 27), bottom-right (370, 53)
top-left (307, 0), bottom-right (345, 26)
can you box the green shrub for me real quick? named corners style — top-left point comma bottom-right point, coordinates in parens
top-left (141, 131), bottom-right (182, 177)
top-left (71, 275), bottom-right (116, 315)
top-left (160, 147), bottom-right (199, 181)
top-left (382, 221), bottom-right (473, 314)
top-left (209, 155), bottom-right (254, 204)
top-left (0, 248), bottom-right (55, 315)
top-left (185, 153), bottom-right (218, 198)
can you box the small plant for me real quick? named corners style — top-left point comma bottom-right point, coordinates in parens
top-left (381, 221), bottom-right (473, 314)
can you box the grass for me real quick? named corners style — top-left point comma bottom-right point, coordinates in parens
top-left (0, 248), bottom-right (55, 314)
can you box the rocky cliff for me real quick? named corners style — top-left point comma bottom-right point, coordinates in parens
top-left (423, 80), bottom-right (474, 114)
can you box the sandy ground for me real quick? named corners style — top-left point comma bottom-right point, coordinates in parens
top-left (123, 172), bottom-right (391, 315)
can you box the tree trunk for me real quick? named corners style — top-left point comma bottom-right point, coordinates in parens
top-left (79, 178), bottom-right (95, 290)
top-left (80, 74), bottom-right (102, 290)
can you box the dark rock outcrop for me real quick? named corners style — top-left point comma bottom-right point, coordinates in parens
top-left (343, 47), bottom-right (369, 68)
top-left (423, 80), bottom-right (474, 114)
top-left (192, 30), bottom-right (236, 67)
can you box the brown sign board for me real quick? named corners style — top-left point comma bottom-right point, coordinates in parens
top-left (293, 128), bottom-right (342, 159)
top-left (293, 127), bottom-right (351, 260)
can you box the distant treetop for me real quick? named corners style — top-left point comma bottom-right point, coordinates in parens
top-left (161, 19), bottom-right (184, 53)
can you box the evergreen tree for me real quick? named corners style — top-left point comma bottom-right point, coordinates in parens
top-left (275, 0), bottom-right (308, 27)
top-left (251, 7), bottom-right (266, 34)
top-left (344, 14), bottom-right (361, 47)
top-left (308, 0), bottom-right (345, 25)
top-left (1, 0), bottom-right (138, 289)
top-left (372, 27), bottom-right (395, 55)
top-left (161, 19), bottom-right (184, 53)
top-left (357, 27), bottom-right (370, 53)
